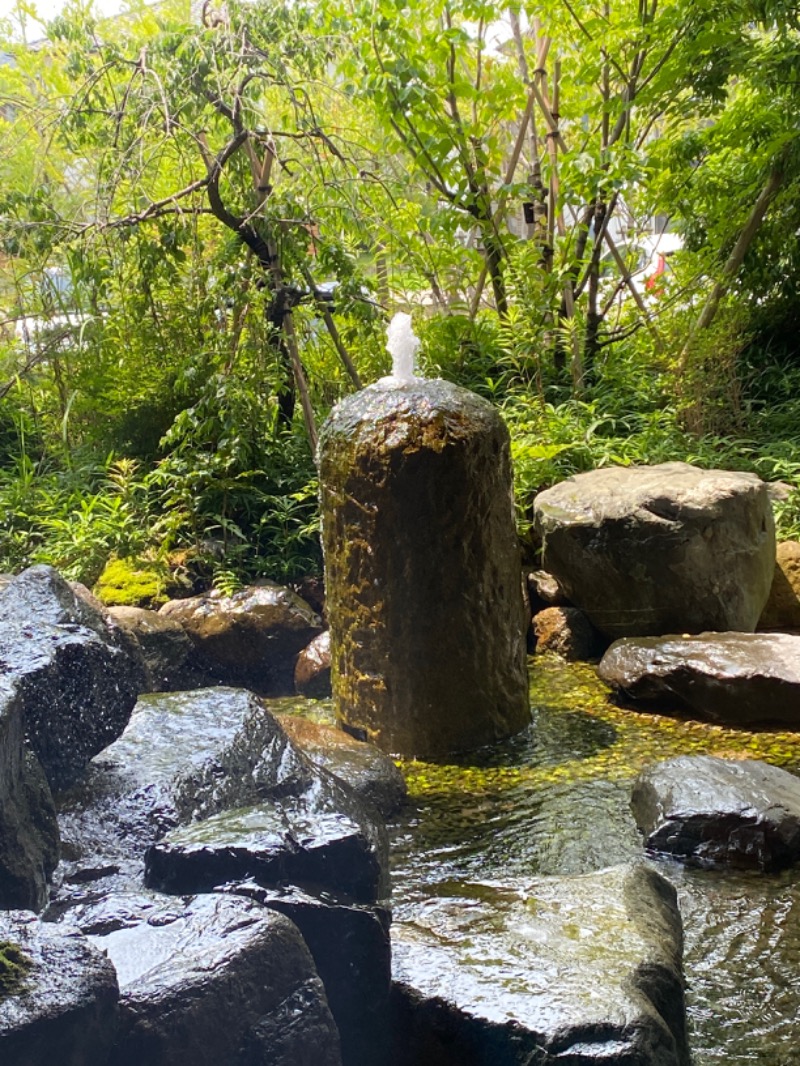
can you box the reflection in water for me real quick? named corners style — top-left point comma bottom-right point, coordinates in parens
top-left (385, 655), bottom-right (800, 1066)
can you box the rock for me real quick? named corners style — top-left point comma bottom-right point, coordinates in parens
top-left (279, 715), bottom-right (407, 818)
top-left (758, 540), bottom-right (800, 630)
top-left (598, 631), bottom-right (800, 727)
top-left (0, 565), bottom-right (148, 790)
top-left (106, 606), bottom-right (207, 691)
top-left (159, 583), bottom-right (323, 694)
top-left (294, 630), bottom-right (332, 698)
top-left (319, 378), bottom-right (530, 758)
top-left (532, 606), bottom-right (604, 661)
top-left (527, 569), bottom-right (569, 610)
top-left (223, 881), bottom-right (391, 1066)
top-left (0, 712), bottom-right (58, 910)
top-left (53, 688), bottom-right (388, 913)
top-left (533, 463), bottom-right (775, 638)
top-left (85, 893), bottom-right (342, 1066)
top-left (390, 864), bottom-right (689, 1066)
top-left (0, 911), bottom-right (119, 1064)
top-left (632, 755), bottom-right (800, 871)
top-left (290, 575), bottom-right (326, 618)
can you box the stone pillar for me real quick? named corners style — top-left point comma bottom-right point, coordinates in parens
top-left (318, 379), bottom-right (530, 758)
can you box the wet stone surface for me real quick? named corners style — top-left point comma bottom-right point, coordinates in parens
top-left (0, 910), bottom-right (119, 1065)
top-left (86, 892), bottom-right (342, 1066)
top-left (632, 755), bottom-right (800, 871)
top-left (389, 864), bottom-right (689, 1066)
top-left (598, 631), bottom-right (800, 727)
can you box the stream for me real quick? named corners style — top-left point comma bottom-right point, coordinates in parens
top-left (383, 655), bottom-right (800, 1066)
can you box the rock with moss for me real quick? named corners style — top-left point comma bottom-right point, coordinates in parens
top-left (319, 378), bottom-right (530, 759)
top-left (758, 540), bottom-right (800, 630)
top-left (0, 911), bottom-right (119, 1064)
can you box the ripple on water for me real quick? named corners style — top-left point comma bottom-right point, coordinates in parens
top-left (274, 654), bottom-right (800, 1066)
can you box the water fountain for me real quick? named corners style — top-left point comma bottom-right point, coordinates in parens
top-left (318, 314), bottom-right (530, 758)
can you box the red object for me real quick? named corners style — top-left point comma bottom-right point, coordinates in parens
top-left (645, 253), bottom-right (666, 293)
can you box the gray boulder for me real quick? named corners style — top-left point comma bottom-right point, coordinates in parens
top-left (159, 583), bottom-right (323, 694)
top-left (598, 631), bottom-right (800, 727)
top-left (0, 566), bottom-right (148, 790)
top-left (632, 755), bottom-right (800, 871)
top-left (85, 893), bottom-right (342, 1066)
top-left (390, 863), bottom-right (689, 1066)
top-left (0, 911), bottom-right (119, 1065)
top-left (533, 463), bottom-right (775, 638)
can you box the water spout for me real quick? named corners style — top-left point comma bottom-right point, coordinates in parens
top-left (382, 312), bottom-right (421, 384)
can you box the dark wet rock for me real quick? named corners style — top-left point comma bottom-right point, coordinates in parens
top-left (632, 755), bottom-right (800, 871)
top-left (758, 540), bottom-right (800, 631)
top-left (279, 715), bottom-right (407, 818)
top-left (533, 463), bottom-right (775, 638)
top-left (145, 790), bottom-right (387, 904)
top-left (290, 575), bottom-right (326, 618)
top-left (106, 605), bottom-right (208, 691)
top-left (159, 583), bottom-right (323, 694)
top-left (53, 688), bottom-right (388, 912)
top-left (0, 683), bottom-right (59, 910)
top-left (223, 881), bottom-right (391, 1066)
top-left (0, 565), bottom-right (148, 790)
top-left (0, 911), bottom-right (118, 1064)
top-left (294, 630), bottom-right (332, 698)
top-left (319, 378), bottom-right (530, 759)
top-left (598, 631), bottom-right (800, 727)
top-left (532, 606), bottom-right (604, 661)
top-left (86, 893), bottom-right (342, 1066)
top-left (390, 863), bottom-right (689, 1066)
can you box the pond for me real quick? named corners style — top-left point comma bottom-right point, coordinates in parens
top-left (386, 655), bottom-right (800, 1066)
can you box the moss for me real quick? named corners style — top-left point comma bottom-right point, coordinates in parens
top-left (93, 555), bottom-right (170, 608)
top-left (0, 941), bottom-right (33, 1000)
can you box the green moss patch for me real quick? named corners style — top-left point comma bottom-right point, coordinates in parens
top-left (94, 555), bottom-right (170, 608)
top-left (0, 941), bottom-right (33, 1000)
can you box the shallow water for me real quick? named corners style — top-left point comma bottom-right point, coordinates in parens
top-left (278, 656), bottom-right (800, 1064)
top-left (388, 656), bottom-right (800, 1066)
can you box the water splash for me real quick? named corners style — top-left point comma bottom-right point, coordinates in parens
top-left (381, 312), bottom-right (421, 384)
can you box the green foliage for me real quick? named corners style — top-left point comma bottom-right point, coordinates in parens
top-left (0, 942), bottom-right (32, 1001)
top-left (93, 556), bottom-right (171, 608)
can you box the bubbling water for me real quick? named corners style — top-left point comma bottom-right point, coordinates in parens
top-left (381, 312), bottom-right (421, 384)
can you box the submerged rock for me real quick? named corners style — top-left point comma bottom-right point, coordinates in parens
top-left (279, 715), bottom-right (407, 818)
top-left (319, 378), bottom-right (530, 758)
top-left (86, 893), bottom-right (342, 1066)
top-left (0, 565), bottom-right (147, 790)
top-left (632, 755), bottom-right (800, 871)
top-left (294, 630), bottom-right (332, 698)
top-left (758, 540), bottom-right (800, 630)
top-left (0, 911), bottom-right (119, 1065)
top-left (53, 687), bottom-right (387, 910)
top-left (390, 863), bottom-right (689, 1066)
top-left (533, 463), bottom-right (775, 638)
top-left (159, 583), bottom-right (323, 694)
top-left (598, 631), bottom-right (800, 727)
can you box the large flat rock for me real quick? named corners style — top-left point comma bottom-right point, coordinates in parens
top-left (598, 631), bottom-right (800, 727)
top-left (632, 755), bottom-right (800, 871)
top-left (0, 911), bottom-right (119, 1065)
top-left (390, 864), bottom-right (689, 1066)
top-left (533, 463), bottom-right (774, 638)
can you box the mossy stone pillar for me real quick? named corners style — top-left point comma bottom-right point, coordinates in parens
top-left (318, 379), bottom-right (530, 758)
